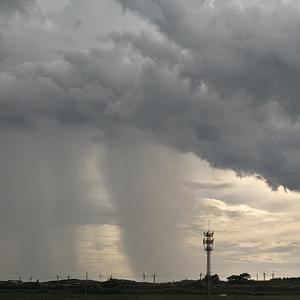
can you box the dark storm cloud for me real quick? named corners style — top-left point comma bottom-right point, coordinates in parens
top-left (0, 0), bottom-right (35, 14)
top-left (102, 0), bottom-right (300, 191)
top-left (116, 0), bottom-right (300, 109)
top-left (2, 0), bottom-right (300, 192)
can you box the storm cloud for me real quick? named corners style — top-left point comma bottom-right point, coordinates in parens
top-left (0, 0), bottom-right (35, 14)
top-left (1, 0), bottom-right (300, 190)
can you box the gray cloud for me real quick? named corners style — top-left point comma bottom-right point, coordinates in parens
top-left (0, 0), bottom-right (35, 14)
top-left (91, 0), bottom-right (300, 191)
top-left (185, 181), bottom-right (234, 191)
top-left (2, 0), bottom-right (300, 191)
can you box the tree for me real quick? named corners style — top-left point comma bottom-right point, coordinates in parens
top-left (240, 273), bottom-right (251, 281)
top-left (203, 274), bottom-right (220, 284)
top-left (227, 273), bottom-right (251, 284)
top-left (211, 274), bottom-right (220, 284)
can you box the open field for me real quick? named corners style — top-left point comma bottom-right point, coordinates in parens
top-left (1, 294), bottom-right (300, 300)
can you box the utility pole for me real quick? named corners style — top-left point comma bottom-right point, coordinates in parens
top-left (256, 274), bottom-right (258, 281)
top-left (272, 271), bottom-right (275, 280)
top-left (153, 274), bottom-right (156, 284)
top-left (143, 273), bottom-right (146, 282)
top-left (99, 273), bottom-right (102, 282)
top-left (203, 223), bottom-right (214, 296)
top-left (263, 271), bottom-right (266, 282)
top-left (85, 272), bottom-right (88, 297)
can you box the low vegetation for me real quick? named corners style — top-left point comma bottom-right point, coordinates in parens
top-left (1, 294), bottom-right (300, 300)
top-left (2, 276), bottom-right (300, 298)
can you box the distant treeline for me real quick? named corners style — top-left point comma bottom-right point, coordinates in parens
top-left (2, 276), bottom-right (300, 295)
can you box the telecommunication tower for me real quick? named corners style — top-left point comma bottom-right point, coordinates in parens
top-left (203, 226), bottom-right (214, 277)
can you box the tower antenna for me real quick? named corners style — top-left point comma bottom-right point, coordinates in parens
top-left (203, 222), bottom-right (214, 295)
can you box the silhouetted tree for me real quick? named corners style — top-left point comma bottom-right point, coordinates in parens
top-left (240, 273), bottom-right (251, 281)
top-left (203, 274), bottom-right (220, 284)
top-left (227, 273), bottom-right (251, 284)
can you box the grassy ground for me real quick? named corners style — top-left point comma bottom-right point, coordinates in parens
top-left (1, 294), bottom-right (300, 300)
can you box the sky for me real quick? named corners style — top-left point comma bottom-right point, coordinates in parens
top-left (1, 0), bottom-right (300, 282)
